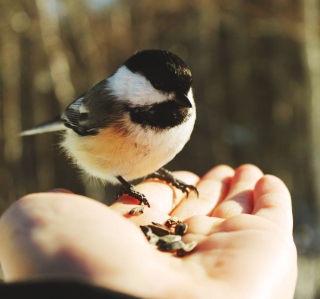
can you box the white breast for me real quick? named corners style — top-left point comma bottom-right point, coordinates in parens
top-left (61, 94), bottom-right (196, 184)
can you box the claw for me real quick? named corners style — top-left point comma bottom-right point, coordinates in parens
top-left (148, 168), bottom-right (199, 197)
top-left (117, 175), bottom-right (151, 208)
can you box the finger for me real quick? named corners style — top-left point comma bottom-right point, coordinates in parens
top-left (212, 164), bottom-right (263, 218)
top-left (110, 171), bottom-right (199, 219)
top-left (171, 165), bottom-right (234, 220)
top-left (253, 175), bottom-right (293, 233)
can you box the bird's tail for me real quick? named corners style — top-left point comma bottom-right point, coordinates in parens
top-left (20, 116), bottom-right (66, 136)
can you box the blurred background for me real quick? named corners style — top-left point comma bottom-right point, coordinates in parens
top-left (0, 0), bottom-right (319, 296)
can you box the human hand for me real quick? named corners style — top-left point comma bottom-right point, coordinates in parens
top-left (0, 165), bottom-right (297, 299)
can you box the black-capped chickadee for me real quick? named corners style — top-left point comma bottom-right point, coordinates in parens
top-left (22, 49), bottom-right (198, 210)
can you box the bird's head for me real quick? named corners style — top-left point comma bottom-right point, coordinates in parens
top-left (108, 50), bottom-right (193, 108)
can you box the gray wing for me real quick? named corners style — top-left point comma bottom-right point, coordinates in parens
top-left (62, 79), bottom-right (128, 136)
top-left (20, 94), bottom-right (88, 136)
top-left (22, 79), bottom-right (126, 137)
top-left (61, 95), bottom-right (100, 136)
top-left (20, 95), bottom-right (92, 137)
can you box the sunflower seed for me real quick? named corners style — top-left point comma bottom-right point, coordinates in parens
top-left (174, 222), bottom-right (188, 235)
top-left (165, 217), bottom-right (181, 227)
top-left (158, 240), bottom-right (185, 251)
top-left (176, 241), bottom-right (198, 257)
top-left (183, 240), bottom-right (198, 252)
top-left (141, 226), bottom-right (160, 245)
top-left (140, 225), bottom-right (153, 238)
top-left (148, 223), bottom-right (171, 236)
top-left (129, 206), bottom-right (144, 215)
top-left (149, 233), bottom-right (160, 245)
top-left (158, 234), bottom-right (182, 245)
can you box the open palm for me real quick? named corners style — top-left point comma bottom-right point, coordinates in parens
top-left (0, 165), bottom-right (297, 299)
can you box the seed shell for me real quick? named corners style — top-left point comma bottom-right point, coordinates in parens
top-left (158, 234), bottom-right (182, 245)
top-left (158, 240), bottom-right (185, 251)
top-left (129, 206), bottom-right (144, 215)
top-left (148, 223), bottom-right (171, 236)
top-left (176, 241), bottom-right (198, 257)
top-left (174, 222), bottom-right (188, 235)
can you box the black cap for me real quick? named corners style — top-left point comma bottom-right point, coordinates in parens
top-left (125, 50), bottom-right (192, 96)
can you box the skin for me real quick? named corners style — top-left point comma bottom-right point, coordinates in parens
top-left (0, 164), bottom-right (297, 298)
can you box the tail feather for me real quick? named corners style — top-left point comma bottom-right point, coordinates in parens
top-left (20, 117), bottom-right (66, 136)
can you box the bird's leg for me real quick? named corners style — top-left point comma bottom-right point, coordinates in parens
top-left (148, 168), bottom-right (199, 197)
top-left (116, 176), bottom-right (150, 208)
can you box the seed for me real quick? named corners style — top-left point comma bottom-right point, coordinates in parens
top-left (141, 226), bottom-right (160, 245)
top-left (165, 217), bottom-right (181, 227)
top-left (158, 240), bottom-right (185, 251)
top-left (148, 223), bottom-right (172, 236)
top-left (149, 233), bottom-right (160, 245)
top-left (141, 220), bottom-right (196, 257)
top-left (175, 222), bottom-right (188, 235)
top-left (151, 222), bottom-right (165, 227)
top-left (140, 225), bottom-right (153, 238)
top-left (158, 234), bottom-right (182, 245)
top-left (183, 240), bottom-right (198, 252)
top-left (129, 206), bottom-right (144, 215)
top-left (176, 241), bottom-right (198, 257)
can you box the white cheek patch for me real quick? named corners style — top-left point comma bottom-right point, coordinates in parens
top-left (187, 88), bottom-right (195, 108)
top-left (107, 66), bottom-right (172, 105)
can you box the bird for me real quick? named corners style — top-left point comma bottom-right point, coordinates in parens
top-left (21, 49), bottom-right (198, 212)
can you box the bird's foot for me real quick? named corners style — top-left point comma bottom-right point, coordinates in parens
top-left (116, 176), bottom-right (150, 208)
top-left (148, 168), bottom-right (199, 197)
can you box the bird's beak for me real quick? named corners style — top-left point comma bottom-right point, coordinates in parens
top-left (174, 93), bottom-right (192, 108)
